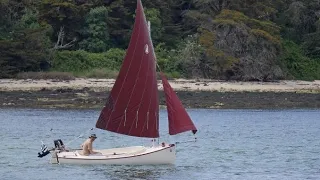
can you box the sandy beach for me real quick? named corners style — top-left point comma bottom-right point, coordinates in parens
top-left (0, 78), bottom-right (320, 92)
top-left (0, 78), bottom-right (319, 109)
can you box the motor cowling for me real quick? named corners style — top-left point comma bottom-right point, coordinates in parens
top-left (54, 139), bottom-right (65, 150)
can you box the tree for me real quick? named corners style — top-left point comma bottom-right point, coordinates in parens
top-left (302, 19), bottom-right (320, 58)
top-left (104, 0), bottom-right (182, 48)
top-left (79, 6), bottom-right (111, 52)
top-left (143, 0), bottom-right (186, 47)
top-left (281, 40), bottom-right (320, 80)
top-left (197, 10), bottom-right (283, 80)
top-left (145, 8), bottom-right (164, 44)
top-left (0, 0), bottom-right (22, 40)
top-left (103, 0), bottom-right (136, 47)
top-left (0, 28), bottom-right (52, 78)
top-left (277, 1), bottom-right (318, 43)
top-left (0, 0), bottom-right (52, 78)
top-left (15, 7), bottom-right (40, 30)
top-left (39, 0), bottom-right (89, 49)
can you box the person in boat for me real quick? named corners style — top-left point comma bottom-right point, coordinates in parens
top-left (81, 134), bottom-right (99, 156)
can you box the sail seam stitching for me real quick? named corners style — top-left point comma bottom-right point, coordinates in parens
top-left (105, 6), bottom-right (143, 130)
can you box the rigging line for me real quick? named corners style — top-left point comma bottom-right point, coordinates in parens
top-left (116, 19), bottom-right (152, 134)
top-left (127, 53), bottom-right (152, 135)
top-left (175, 140), bottom-right (197, 144)
top-left (117, 38), bottom-right (147, 131)
top-left (156, 63), bottom-right (162, 72)
top-left (128, 35), bottom-right (153, 134)
top-left (150, 14), bottom-right (160, 73)
top-left (121, 38), bottom-right (147, 109)
top-left (65, 128), bottom-right (94, 146)
top-left (138, 22), bottom-right (159, 137)
top-left (145, 68), bottom-right (157, 133)
top-left (145, 45), bottom-right (158, 131)
top-left (127, 37), bottom-right (153, 134)
top-left (105, 9), bottom-right (143, 129)
top-left (40, 128), bottom-right (54, 146)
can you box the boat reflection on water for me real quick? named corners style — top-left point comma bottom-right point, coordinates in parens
top-left (97, 165), bottom-right (176, 180)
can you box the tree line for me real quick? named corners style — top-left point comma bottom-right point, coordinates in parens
top-left (0, 0), bottom-right (319, 81)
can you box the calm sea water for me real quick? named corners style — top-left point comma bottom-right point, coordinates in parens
top-left (0, 108), bottom-right (319, 180)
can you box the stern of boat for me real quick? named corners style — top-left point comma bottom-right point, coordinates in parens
top-left (51, 143), bottom-right (176, 165)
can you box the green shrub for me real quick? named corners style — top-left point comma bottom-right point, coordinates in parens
top-left (79, 6), bottom-right (111, 53)
top-left (280, 40), bottom-right (320, 80)
top-left (16, 71), bottom-right (75, 80)
top-left (52, 48), bottom-right (125, 73)
top-left (79, 68), bottom-right (118, 79)
top-left (165, 71), bottom-right (181, 79)
top-left (155, 43), bottom-right (183, 74)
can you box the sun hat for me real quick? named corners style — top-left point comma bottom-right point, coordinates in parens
top-left (89, 134), bottom-right (97, 138)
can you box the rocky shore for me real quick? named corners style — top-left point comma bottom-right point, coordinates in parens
top-left (0, 79), bottom-right (319, 109)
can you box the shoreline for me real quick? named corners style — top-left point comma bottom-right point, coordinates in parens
top-left (0, 78), bottom-right (319, 109)
top-left (0, 78), bottom-right (319, 92)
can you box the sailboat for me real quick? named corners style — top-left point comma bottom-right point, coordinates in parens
top-left (42, 0), bottom-right (197, 165)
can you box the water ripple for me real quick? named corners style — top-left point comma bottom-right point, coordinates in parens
top-left (0, 109), bottom-right (320, 180)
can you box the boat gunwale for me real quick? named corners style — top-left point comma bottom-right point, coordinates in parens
top-left (57, 144), bottom-right (175, 161)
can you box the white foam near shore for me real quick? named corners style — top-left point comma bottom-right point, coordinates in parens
top-left (0, 78), bottom-right (319, 92)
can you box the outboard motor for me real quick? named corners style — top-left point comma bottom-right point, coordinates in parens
top-left (38, 143), bottom-right (50, 158)
top-left (37, 139), bottom-right (66, 158)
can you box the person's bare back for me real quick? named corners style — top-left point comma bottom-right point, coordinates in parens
top-left (81, 134), bottom-right (97, 156)
top-left (81, 139), bottom-right (92, 155)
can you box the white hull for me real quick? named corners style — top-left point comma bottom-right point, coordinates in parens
top-left (51, 144), bottom-right (175, 165)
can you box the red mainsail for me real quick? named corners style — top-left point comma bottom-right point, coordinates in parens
top-left (96, 0), bottom-right (159, 138)
top-left (160, 73), bottom-right (197, 135)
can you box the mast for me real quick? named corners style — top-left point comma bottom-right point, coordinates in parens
top-left (96, 0), bottom-right (159, 138)
top-left (148, 11), bottom-right (197, 136)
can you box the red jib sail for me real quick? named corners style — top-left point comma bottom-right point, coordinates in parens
top-left (96, 0), bottom-right (159, 138)
top-left (160, 73), bottom-right (197, 135)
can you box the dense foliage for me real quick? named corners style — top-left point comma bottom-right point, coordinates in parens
top-left (0, 0), bottom-right (319, 80)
